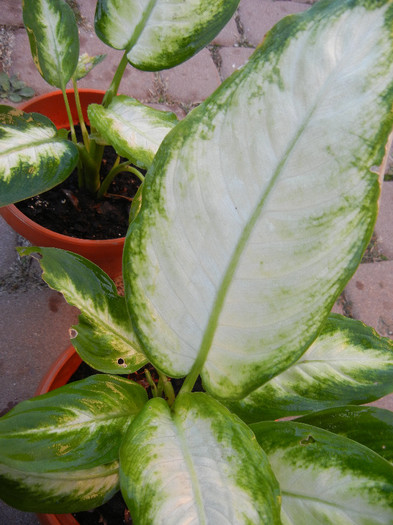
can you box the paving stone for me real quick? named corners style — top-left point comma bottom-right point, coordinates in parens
top-left (344, 260), bottom-right (393, 339)
top-left (161, 48), bottom-right (221, 105)
top-left (375, 181), bottom-right (393, 260)
top-left (1, 0), bottom-right (23, 27)
top-left (9, 29), bottom-right (53, 99)
top-left (211, 15), bottom-right (241, 47)
top-left (0, 502), bottom-right (39, 525)
top-left (238, 0), bottom-right (309, 47)
top-left (0, 216), bottom-right (18, 279)
top-left (0, 288), bottom-right (79, 413)
top-left (220, 46), bottom-right (254, 80)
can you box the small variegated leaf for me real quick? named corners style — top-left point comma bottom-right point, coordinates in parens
top-left (0, 374), bottom-right (148, 513)
top-left (73, 52), bottom-right (106, 81)
top-left (224, 314), bottom-right (393, 422)
top-left (0, 106), bottom-right (78, 206)
top-left (18, 247), bottom-right (148, 374)
top-left (251, 421), bottom-right (393, 525)
top-left (120, 393), bottom-right (281, 524)
top-left (124, 1), bottom-right (393, 399)
top-left (23, 0), bottom-right (79, 89)
top-left (94, 0), bottom-right (240, 71)
top-left (297, 405), bottom-right (393, 464)
top-left (88, 96), bottom-right (178, 170)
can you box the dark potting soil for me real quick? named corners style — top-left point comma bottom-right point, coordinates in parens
top-left (68, 361), bottom-right (203, 525)
top-left (15, 145), bottom-right (143, 240)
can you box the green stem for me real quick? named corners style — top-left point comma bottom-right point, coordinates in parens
top-left (61, 89), bottom-right (77, 143)
top-left (145, 369), bottom-right (158, 397)
top-left (72, 78), bottom-right (91, 151)
top-left (158, 371), bottom-right (175, 406)
top-left (98, 162), bottom-right (145, 198)
top-left (102, 52), bottom-right (129, 108)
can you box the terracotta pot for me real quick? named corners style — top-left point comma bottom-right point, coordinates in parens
top-left (0, 90), bottom-right (125, 279)
top-left (35, 346), bottom-right (82, 525)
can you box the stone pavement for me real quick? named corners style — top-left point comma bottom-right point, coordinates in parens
top-left (0, 0), bottom-right (392, 523)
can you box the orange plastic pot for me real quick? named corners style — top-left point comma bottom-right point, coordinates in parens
top-left (35, 346), bottom-right (82, 525)
top-left (0, 90), bottom-right (125, 280)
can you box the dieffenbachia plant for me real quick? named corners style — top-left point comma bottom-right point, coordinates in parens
top-left (0, 0), bottom-right (239, 204)
top-left (2, 0), bottom-right (393, 522)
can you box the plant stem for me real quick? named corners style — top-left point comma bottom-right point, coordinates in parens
top-left (145, 369), bottom-right (158, 397)
top-left (72, 78), bottom-right (91, 151)
top-left (158, 371), bottom-right (175, 406)
top-left (98, 161), bottom-right (145, 198)
top-left (102, 52), bottom-right (129, 108)
top-left (61, 89), bottom-right (77, 143)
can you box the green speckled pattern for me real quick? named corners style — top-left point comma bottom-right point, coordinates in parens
top-left (120, 393), bottom-right (281, 524)
top-left (0, 374), bottom-right (148, 513)
top-left (252, 420), bottom-right (393, 524)
top-left (124, 0), bottom-right (393, 398)
top-left (225, 314), bottom-right (393, 421)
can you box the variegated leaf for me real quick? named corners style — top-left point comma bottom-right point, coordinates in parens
top-left (0, 107), bottom-right (78, 206)
top-left (88, 96), bottom-right (178, 170)
top-left (94, 0), bottom-right (240, 71)
top-left (124, 0), bottom-right (393, 399)
top-left (120, 393), bottom-right (281, 524)
top-left (0, 460), bottom-right (119, 513)
top-left (19, 247), bottom-right (148, 374)
top-left (224, 314), bottom-right (393, 422)
top-left (23, 0), bottom-right (79, 89)
top-left (252, 421), bottom-right (393, 525)
top-left (0, 374), bottom-right (148, 512)
top-left (297, 405), bottom-right (393, 464)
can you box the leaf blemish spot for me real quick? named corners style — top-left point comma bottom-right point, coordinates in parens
top-left (69, 328), bottom-right (78, 339)
top-left (300, 435), bottom-right (316, 446)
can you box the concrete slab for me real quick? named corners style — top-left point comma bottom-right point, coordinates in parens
top-left (238, 0), bottom-right (309, 47)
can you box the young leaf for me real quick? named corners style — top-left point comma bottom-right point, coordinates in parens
top-left (297, 405), bottom-right (393, 464)
top-left (120, 393), bottom-right (281, 524)
top-left (88, 96), bottom-right (178, 170)
top-left (0, 375), bottom-right (148, 512)
top-left (224, 314), bottom-right (393, 422)
top-left (124, 0), bottom-right (393, 399)
top-left (23, 0), bottom-right (79, 89)
top-left (73, 52), bottom-right (106, 81)
top-left (251, 421), bottom-right (393, 524)
top-left (19, 247), bottom-right (148, 374)
top-left (0, 106), bottom-right (78, 206)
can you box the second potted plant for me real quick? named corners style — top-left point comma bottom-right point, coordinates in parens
top-left (0, 0), bottom-right (239, 277)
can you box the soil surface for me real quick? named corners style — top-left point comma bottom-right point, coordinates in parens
top-left (16, 145), bottom-right (142, 240)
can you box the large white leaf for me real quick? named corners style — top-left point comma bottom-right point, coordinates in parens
top-left (120, 393), bottom-right (281, 524)
top-left (95, 0), bottom-right (240, 71)
top-left (124, 0), bottom-right (393, 399)
top-left (225, 314), bottom-right (393, 422)
top-left (252, 421), bottom-right (393, 524)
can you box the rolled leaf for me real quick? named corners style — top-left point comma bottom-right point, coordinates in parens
top-left (0, 375), bottom-right (148, 512)
top-left (224, 314), bottom-right (393, 422)
top-left (120, 393), bottom-right (281, 524)
top-left (0, 107), bottom-right (78, 206)
top-left (23, 0), bottom-right (79, 89)
top-left (19, 247), bottom-right (147, 374)
top-left (124, 0), bottom-right (393, 399)
top-left (73, 53), bottom-right (106, 81)
top-left (88, 96), bottom-right (178, 170)
top-left (297, 405), bottom-right (393, 464)
top-left (252, 421), bottom-right (393, 525)
top-left (95, 0), bottom-right (240, 71)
